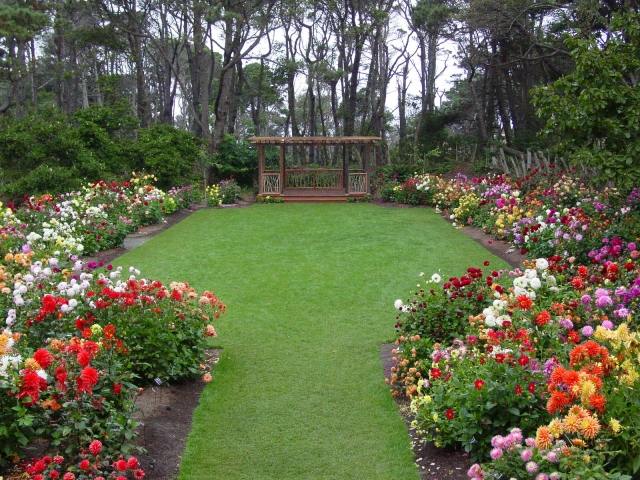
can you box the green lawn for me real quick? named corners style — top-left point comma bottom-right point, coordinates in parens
top-left (115, 204), bottom-right (508, 480)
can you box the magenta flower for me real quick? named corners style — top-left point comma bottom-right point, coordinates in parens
top-left (521, 448), bottom-right (533, 461)
top-left (596, 295), bottom-right (613, 308)
top-left (545, 451), bottom-right (559, 463)
top-left (490, 448), bottom-right (503, 460)
top-left (615, 307), bottom-right (630, 318)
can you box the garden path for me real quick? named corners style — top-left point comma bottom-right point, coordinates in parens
top-left (114, 204), bottom-right (508, 480)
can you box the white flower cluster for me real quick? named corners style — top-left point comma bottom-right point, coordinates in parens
top-left (0, 351), bottom-right (22, 378)
top-left (512, 258), bottom-right (557, 299)
top-left (0, 328), bottom-right (24, 378)
top-left (394, 298), bottom-right (410, 313)
top-left (26, 201), bottom-right (86, 254)
top-left (483, 258), bottom-right (556, 327)
top-left (483, 299), bottom-right (511, 327)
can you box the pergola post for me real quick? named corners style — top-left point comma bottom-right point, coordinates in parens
top-left (279, 144), bottom-right (285, 194)
top-left (363, 144), bottom-right (370, 174)
top-left (343, 144), bottom-right (349, 193)
top-left (257, 144), bottom-right (265, 194)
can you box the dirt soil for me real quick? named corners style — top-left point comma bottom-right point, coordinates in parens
top-left (380, 344), bottom-right (471, 479)
top-left (134, 350), bottom-right (220, 480)
top-left (460, 225), bottom-right (525, 269)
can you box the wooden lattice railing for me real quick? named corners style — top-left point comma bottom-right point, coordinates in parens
top-left (285, 168), bottom-right (343, 189)
top-left (261, 172), bottom-right (281, 194)
top-left (348, 172), bottom-right (368, 194)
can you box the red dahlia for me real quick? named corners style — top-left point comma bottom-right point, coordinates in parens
top-left (33, 348), bottom-right (53, 369)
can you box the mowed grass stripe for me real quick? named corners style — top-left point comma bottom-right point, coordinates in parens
top-left (114, 204), bottom-right (508, 480)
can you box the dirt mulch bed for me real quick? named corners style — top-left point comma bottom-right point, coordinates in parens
top-left (381, 344), bottom-right (470, 480)
top-left (134, 349), bottom-right (221, 480)
top-left (460, 225), bottom-right (525, 269)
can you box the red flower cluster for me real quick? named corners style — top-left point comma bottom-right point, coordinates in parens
top-left (23, 444), bottom-right (144, 480)
top-left (569, 340), bottom-right (610, 370)
top-left (19, 369), bottom-right (47, 405)
top-left (517, 295), bottom-right (533, 310)
top-left (33, 348), bottom-right (53, 369)
top-left (78, 367), bottom-right (99, 394)
top-left (535, 310), bottom-right (551, 327)
top-left (546, 341), bottom-right (610, 414)
top-left (33, 294), bottom-right (68, 322)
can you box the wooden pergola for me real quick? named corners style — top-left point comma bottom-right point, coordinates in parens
top-left (250, 136), bottom-right (381, 201)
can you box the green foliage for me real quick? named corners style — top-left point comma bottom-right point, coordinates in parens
top-left (0, 106), bottom-right (205, 198)
top-left (137, 124), bottom-right (203, 189)
top-left (72, 102), bottom-right (139, 175)
top-left (0, 108), bottom-right (106, 196)
top-left (0, 2), bottom-right (48, 41)
top-left (412, 0), bottom-right (455, 32)
top-left (256, 194), bottom-right (284, 204)
top-left (414, 354), bottom-right (548, 460)
top-left (416, 110), bottom-right (459, 152)
top-left (533, 12), bottom-right (640, 190)
top-left (212, 134), bottom-right (257, 187)
top-left (376, 163), bottom-right (422, 183)
top-left (2, 164), bottom-right (84, 199)
top-left (396, 272), bottom-right (494, 344)
top-left (107, 303), bottom-right (210, 384)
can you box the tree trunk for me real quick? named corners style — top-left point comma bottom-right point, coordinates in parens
top-left (426, 30), bottom-right (437, 113)
top-left (398, 61), bottom-right (408, 142)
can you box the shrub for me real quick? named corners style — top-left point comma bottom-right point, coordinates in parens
top-left (137, 124), bottom-right (203, 189)
top-left (0, 105), bottom-right (144, 199)
top-left (168, 185), bottom-right (202, 209)
top-left (72, 103), bottom-right (139, 177)
top-left (1, 164), bottom-right (84, 199)
top-left (395, 267), bottom-right (499, 343)
top-left (219, 179), bottom-right (241, 204)
top-left (212, 134), bottom-right (257, 187)
top-left (0, 330), bottom-right (139, 466)
top-left (0, 109), bottom-right (101, 197)
top-left (90, 277), bottom-right (226, 383)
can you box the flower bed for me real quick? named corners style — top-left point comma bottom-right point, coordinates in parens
top-left (206, 179), bottom-right (241, 206)
top-left (386, 170), bottom-right (640, 479)
top-left (0, 176), bottom-right (224, 478)
top-left (382, 170), bottom-right (638, 262)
